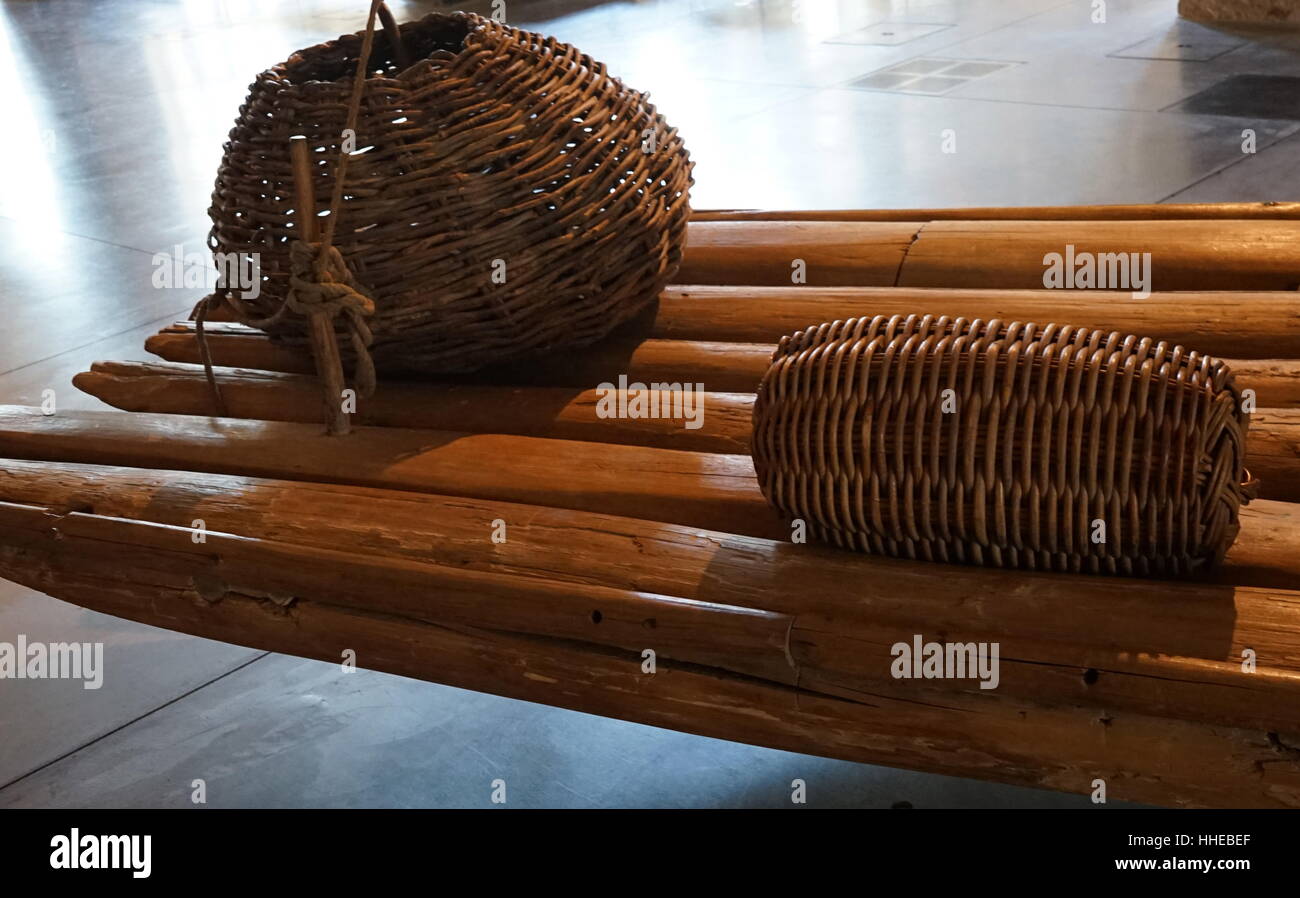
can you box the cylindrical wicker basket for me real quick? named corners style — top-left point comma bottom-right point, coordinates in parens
top-left (207, 9), bottom-right (693, 375)
top-left (751, 314), bottom-right (1255, 577)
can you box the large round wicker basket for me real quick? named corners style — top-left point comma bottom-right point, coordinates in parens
top-left (207, 9), bottom-right (693, 375)
top-left (751, 315), bottom-right (1255, 577)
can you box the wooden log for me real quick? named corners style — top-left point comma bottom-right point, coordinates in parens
top-left (679, 220), bottom-right (921, 287)
top-left (657, 285), bottom-right (1300, 359)
top-left (1233, 360), bottom-right (1300, 411)
top-left (142, 328), bottom-right (1300, 407)
top-left (692, 203), bottom-right (1300, 222)
top-left (144, 330), bottom-right (774, 393)
top-left (68, 364), bottom-right (1300, 501)
top-left (680, 219), bottom-right (1300, 290)
top-left (896, 220), bottom-right (1300, 291)
top-left (2, 460), bottom-right (1300, 794)
top-left (1, 404), bottom-right (1296, 587)
top-left (149, 327), bottom-right (312, 373)
top-left (3, 532), bottom-right (1295, 808)
top-left (1249, 409), bottom-right (1300, 503)
top-left (73, 362), bottom-right (754, 455)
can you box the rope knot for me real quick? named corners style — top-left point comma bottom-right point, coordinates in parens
top-left (287, 241), bottom-right (375, 319)
top-left (287, 240), bottom-right (377, 398)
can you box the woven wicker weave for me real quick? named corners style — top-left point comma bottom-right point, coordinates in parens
top-left (207, 9), bottom-right (693, 374)
top-left (751, 315), bottom-right (1255, 576)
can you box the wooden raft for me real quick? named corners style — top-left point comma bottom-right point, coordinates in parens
top-left (3, 208), bottom-right (1300, 808)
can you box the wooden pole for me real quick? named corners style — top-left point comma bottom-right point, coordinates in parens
top-left (73, 361), bottom-right (754, 454)
top-left (656, 285), bottom-right (1300, 359)
top-left (691, 202), bottom-right (1300, 222)
top-left (1249, 409), bottom-right (1300, 503)
top-left (143, 330), bottom-right (773, 392)
top-left (193, 285), bottom-right (1300, 359)
top-left (680, 219), bottom-right (1300, 290)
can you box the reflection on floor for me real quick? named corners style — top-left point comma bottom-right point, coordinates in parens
top-left (3, 0), bottom-right (1298, 808)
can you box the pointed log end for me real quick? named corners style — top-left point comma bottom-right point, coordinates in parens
top-left (143, 333), bottom-right (167, 358)
top-left (71, 371), bottom-right (98, 398)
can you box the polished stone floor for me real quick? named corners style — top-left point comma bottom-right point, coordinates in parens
top-left (2, 0), bottom-right (1297, 808)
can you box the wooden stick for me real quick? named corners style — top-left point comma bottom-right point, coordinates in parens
top-left (69, 363), bottom-right (1300, 501)
top-left (692, 202), bottom-right (1300, 222)
top-left (0, 406), bottom-right (1295, 590)
top-left (74, 361), bottom-right (754, 454)
top-left (3, 460), bottom-right (1300, 782)
top-left (144, 331), bottom-right (773, 392)
top-left (290, 136), bottom-right (350, 436)
top-left (290, 135), bottom-right (319, 257)
top-left (680, 219), bottom-right (1300, 289)
top-left (141, 328), bottom-right (1300, 408)
top-left (150, 325), bottom-right (314, 371)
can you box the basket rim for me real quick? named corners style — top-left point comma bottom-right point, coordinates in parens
top-left (263, 10), bottom-right (495, 91)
